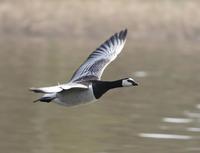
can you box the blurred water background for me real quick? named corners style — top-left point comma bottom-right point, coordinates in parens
top-left (0, 0), bottom-right (200, 153)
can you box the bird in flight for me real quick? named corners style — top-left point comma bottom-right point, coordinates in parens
top-left (30, 29), bottom-right (138, 106)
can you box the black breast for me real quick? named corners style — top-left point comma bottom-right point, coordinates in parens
top-left (91, 80), bottom-right (122, 99)
top-left (91, 81), bottom-right (111, 99)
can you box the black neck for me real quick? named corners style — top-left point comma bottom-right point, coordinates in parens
top-left (92, 79), bottom-right (123, 99)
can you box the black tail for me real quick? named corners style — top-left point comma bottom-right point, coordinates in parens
top-left (33, 93), bottom-right (56, 103)
top-left (33, 97), bottom-right (54, 103)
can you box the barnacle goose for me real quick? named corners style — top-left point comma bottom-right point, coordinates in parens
top-left (30, 29), bottom-right (138, 106)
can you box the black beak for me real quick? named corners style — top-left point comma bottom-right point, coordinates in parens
top-left (127, 79), bottom-right (138, 86)
top-left (132, 81), bottom-right (138, 86)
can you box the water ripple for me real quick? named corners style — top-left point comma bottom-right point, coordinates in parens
top-left (139, 133), bottom-right (192, 140)
top-left (187, 127), bottom-right (200, 132)
top-left (162, 117), bottom-right (193, 123)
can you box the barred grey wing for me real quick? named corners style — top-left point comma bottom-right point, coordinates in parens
top-left (70, 29), bottom-right (128, 82)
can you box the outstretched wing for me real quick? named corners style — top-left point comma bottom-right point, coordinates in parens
top-left (70, 29), bottom-right (128, 82)
top-left (30, 82), bottom-right (88, 93)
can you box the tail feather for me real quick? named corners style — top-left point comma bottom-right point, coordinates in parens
top-left (33, 97), bottom-right (54, 103)
top-left (33, 98), bottom-right (40, 103)
top-left (33, 93), bottom-right (56, 103)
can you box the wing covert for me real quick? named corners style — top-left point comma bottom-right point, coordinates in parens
top-left (30, 83), bottom-right (88, 93)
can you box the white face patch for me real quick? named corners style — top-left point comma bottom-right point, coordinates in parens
top-left (122, 78), bottom-right (135, 87)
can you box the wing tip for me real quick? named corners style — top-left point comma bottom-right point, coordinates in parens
top-left (29, 87), bottom-right (42, 93)
top-left (29, 87), bottom-right (35, 92)
top-left (119, 28), bottom-right (128, 40)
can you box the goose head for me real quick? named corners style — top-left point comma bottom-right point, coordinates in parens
top-left (122, 78), bottom-right (138, 87)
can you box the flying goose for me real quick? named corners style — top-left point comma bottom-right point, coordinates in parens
top-left (30, 29), bottom-right (138, 106)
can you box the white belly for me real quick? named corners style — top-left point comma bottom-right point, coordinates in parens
top-left (54, 84), bottom-right (96, 106)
